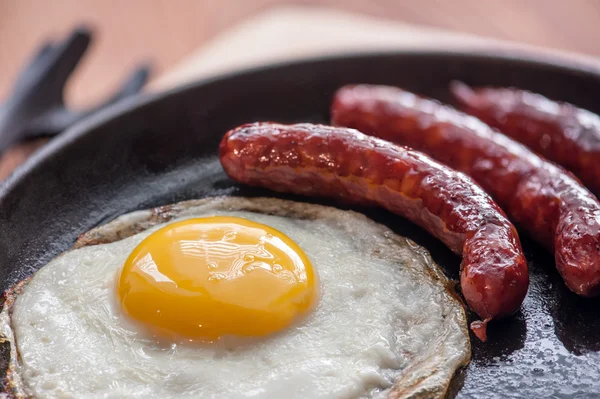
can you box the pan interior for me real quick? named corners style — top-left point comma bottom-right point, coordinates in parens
top-left (2, 52), bottom-right (600, 397)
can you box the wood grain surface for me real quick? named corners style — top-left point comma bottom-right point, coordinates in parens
top-left (1, 0), bottom-right (599, 180)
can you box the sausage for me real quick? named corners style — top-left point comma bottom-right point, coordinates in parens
top-left (331, 84), bottom-right (600, 299)
top-left (220, 122), bottom-right (529, 341)
top-left (450, 82), bottom-right (600, 196)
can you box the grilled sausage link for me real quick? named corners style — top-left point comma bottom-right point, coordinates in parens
top-left (451, 82), bottom-right (600, 196)
top-left (220, 122), bottom-right (529, 341)
top-left (332, 84), bottom-right (600, 299)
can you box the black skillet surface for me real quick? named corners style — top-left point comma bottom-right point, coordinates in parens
top-left (2, 52), bottom-right (600, 398)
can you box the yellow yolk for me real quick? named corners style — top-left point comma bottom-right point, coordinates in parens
top-left (117, 216), bottom-right (318, 341)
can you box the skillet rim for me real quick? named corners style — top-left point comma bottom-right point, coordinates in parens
top-left (2, 47), bottom-right (600, 203)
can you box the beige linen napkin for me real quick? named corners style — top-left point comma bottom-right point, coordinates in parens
top-left (151, 6), bottom-right (600, 91)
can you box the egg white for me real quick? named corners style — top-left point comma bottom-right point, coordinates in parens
top-left (2, 197), bottom-right (469, 398)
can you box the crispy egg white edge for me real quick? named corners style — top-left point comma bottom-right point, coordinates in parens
top-left (0, 197), bottom-right (471, 399)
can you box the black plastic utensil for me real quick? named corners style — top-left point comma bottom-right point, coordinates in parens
top-left (0, 26), bottom-right (151, 154)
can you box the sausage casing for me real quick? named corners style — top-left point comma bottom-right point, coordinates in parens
top-left (220, 122), bottom-right (529, 341)
top-left (451, 82), bottom-right (600, 196)
top-left (332, 84), bottom-right (600, 298)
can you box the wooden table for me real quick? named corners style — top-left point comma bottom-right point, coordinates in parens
top-left (3, 0), bottom-right (600, 105)
top-left (1, 0), bottom-right (599, 180)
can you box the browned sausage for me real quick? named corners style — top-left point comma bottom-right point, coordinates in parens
top-left (331, 84), bottom-right (600, 299)
top-left (220, 122), bottom-right (529, 341)
top-left (451, 82), bottom-right (600, 196)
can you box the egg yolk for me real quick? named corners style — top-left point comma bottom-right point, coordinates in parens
top-left (117, 216), bottom-right (318, 341)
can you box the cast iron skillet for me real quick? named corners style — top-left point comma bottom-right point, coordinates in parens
top-left (2, 51), bottom-right (600, 398)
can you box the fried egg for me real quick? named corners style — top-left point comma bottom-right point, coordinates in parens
top-left (1, 197), bottom-right (470, 398)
